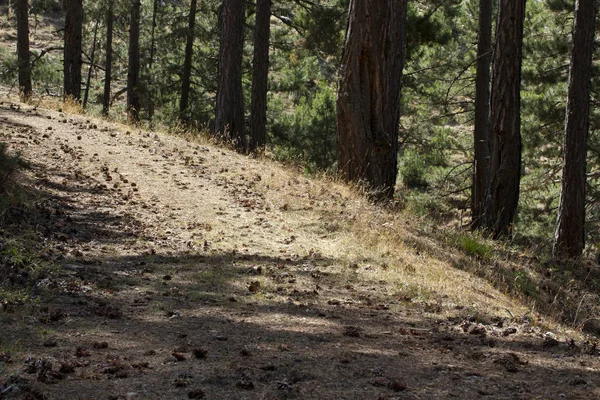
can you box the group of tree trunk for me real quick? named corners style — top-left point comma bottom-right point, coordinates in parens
top-left (11, 0), bottom-right (598, 259)
top-left (336, 0), bottom-right (596, 259)
top-left (468, 0), bottom-right (596, 258)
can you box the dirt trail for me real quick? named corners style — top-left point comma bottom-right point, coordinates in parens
top-left (1, 99), bottom-right (600, 399)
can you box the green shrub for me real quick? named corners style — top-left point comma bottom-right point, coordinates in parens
top-left (269, 82), bottom-right (337, 172)
top-left (31, 53), bottom-right (62, 96)
top-left (0, 143), bottom-right (29, 213)
top-left (0, 47), bottom-right (18, 85)
top-left (456, 233), bottom-right (493, 260)
top-left (399, 148), bottom-right (429, 188)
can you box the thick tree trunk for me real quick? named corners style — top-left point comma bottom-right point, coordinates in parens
top-left (63, 0), bottom-right (83, 101)
top-left (102, 0), bottom-right (114, 115)
top-left (83, 20), bottom-right (99, 109)
top-left (483, 0), bottom-right (526, 238)
top-left (471, 0), bottom-right (492, 229)
top-left (215, 0), bottom-right (246, 151)
top-left (249, 0), bottom-right (271, 152)
top-left (15, 0), bottom-right (32, 101)
top-left (336, 0), bottom-right (407, 199)
top-left (554, 0), bottom-right (597, 259)
top-left (127, 0), bottom-right (141, 122)
top-left (180, 0), bottom-right (197, 121)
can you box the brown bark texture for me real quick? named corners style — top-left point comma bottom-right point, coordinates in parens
top-left (249, 0), bottom-right (271, 152)
top-left (15, 0), bottom-right (32, 100)
top-left (102, 0), bottom-right (114, 115)
top-left (215, 0), bottom-right (246, 151)
top-left (483, 0), bottom-right (526, 238)
top-left (336, 0), bottom-right (408, 199)
top-left (471, 0), bottom-right (492, 229)
top-left (553, 0), bottom-right (597, 259)
top-left (63, 0), bottom-right (83, 100)
top-left (180, 0), bottom-right (197, 120)
top-left (127, 0), bottom-right (141, 122)
top-left (83, 20), bottom-right (99, 109)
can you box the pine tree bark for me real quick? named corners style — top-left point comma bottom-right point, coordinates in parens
top-left (127, 0), bottom-right (141, 122)
top-left (336, 0), bottom-right (407, 199)
top-left (553, 0), bottom-right (597, 259)
top-left (148, 0), bottom-right (159, 121)
top-left (249, 0), bottom-right (271, 152)
top-left (83, 20), bottom-right (99, 109)
top-left (63, 0), bottom-right (83, 101)
top-left (471, 0), bottom-right (492, 229)
top-left (15, 0), bottom-right (32, 101)
top-left (102, 0), bottom-right (114, 115)
top-left (483, 0), bottom-right (526, 238)
top-left (180, 0), bottom-right (197, 121)
top-left (215, 0), bottom-right (246, 151)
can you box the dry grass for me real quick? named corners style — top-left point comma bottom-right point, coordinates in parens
top-left (2, 91), bottom-right (600, 399)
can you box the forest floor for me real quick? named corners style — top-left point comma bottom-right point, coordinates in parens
top-left (1, 95), bottom-right (600, 400)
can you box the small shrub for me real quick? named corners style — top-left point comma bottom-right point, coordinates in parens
top-left (511, 269), bottom-right (537, 297)
top-left (269, 82), bottom-right (337, 172)
top-left (0, 47), bottom-right (18, 85)
top-left (0, 143), bottom-right (29, 213)
top-left (399, 148), bottom-right (428, 188)
top-left (456, 233), bottom-right (493, 260)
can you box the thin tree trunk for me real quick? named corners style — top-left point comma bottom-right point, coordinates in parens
top-left (249, 0), bottom-right (271, 151)
top-left (483, 0), bottom-right (526, 238)
top-left (148, 0), bottom-right (159, 121)
top-left (214, 0), bottom-right (246, 150)
top-left (471, 0), bottom-right (492, 229)
top-left (83, 19), bottom-right (99, 109)
top-left (63, 0), bottom-right (83, 101)
top-left (336, 0), bottom-right (408, 200)
top-left (180, 0), bottom-right (197, 121)
top-left (127, 0), bottom-right (141, 122)
top-left (553, 0), bottom-right (597, 259)
top-left (15, 0), bottom-right (32, 101)
top-left (102, 0), bottom-right (114, 115)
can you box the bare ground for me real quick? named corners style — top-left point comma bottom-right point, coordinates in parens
top-left (0, 97), bottom-right (600, 399)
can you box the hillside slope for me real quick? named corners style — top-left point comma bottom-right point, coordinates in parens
top-left (0, 96), bottom-right (599, 399)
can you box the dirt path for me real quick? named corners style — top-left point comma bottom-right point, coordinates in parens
top-left (1, 99), bottom-right (600, 399)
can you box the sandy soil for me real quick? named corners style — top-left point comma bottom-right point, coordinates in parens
top-left (1, 98), bottom-right (600, 400)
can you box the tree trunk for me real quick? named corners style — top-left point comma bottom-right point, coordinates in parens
top-left (127, 0), bottom-right (141, 122)
top-left (148, 0), bottom-right (159, 121)
top-left (63, 0), bottom-right (83, 101)
top-left (471, 0), bottom-right (492, 229)
top-left (180, 0), bottom-right (197, 121)
top-left (83, 19), bottom-right (99, 109)
top-left (483, 0), bottom-right (526, 238)
top-left (553, 0), bottom-right (597, 259)
top-left (249, 0), bottom-right (271, 152)
top-left (215, 0), bottom-right (246, 151)
top-left (15, 0), bottom-right (32, 101)
top-left (102, 0), bottom-right (113, 115)
top-left (336, 0), bottom-right (408, 200)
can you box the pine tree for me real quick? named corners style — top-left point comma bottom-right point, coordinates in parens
top-left (249, 0), bottom-right (271, 151)
top-left (127, 0), bottom-right (141, 122)
top-left (336, 0), bottom-right (408, 199)
top-left (63, 0), bottom-right (83, 100)
top-left (553, 0), bottom-right (597, 259)
top-left (102, 0), bottom-right (114, 115)
top-left (14, 0), bottom-right (32, 101)
top-left (471, 0), bottom-right (492, 229)
top-left (180, 0), bottom-right (198, 121)
top-left (484, 0), bottom-right (526, 237)
top-left (215, 0), bottom-right (246, 150)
